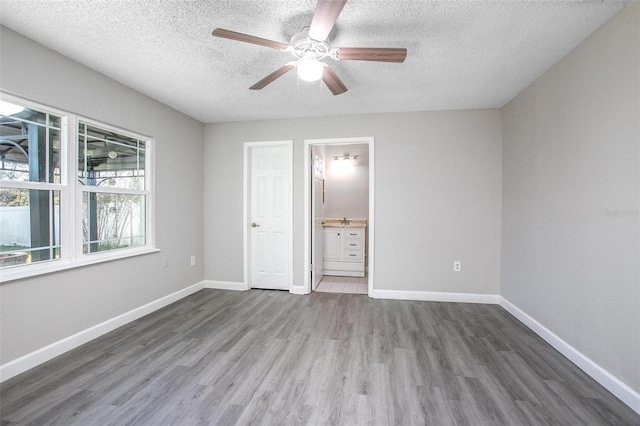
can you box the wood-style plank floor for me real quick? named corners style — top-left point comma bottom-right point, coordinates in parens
top-left (1, 289), bottom-right (638, 425)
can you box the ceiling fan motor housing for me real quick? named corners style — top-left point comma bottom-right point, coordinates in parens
top-left (290, 27), bottom-right (331, 61)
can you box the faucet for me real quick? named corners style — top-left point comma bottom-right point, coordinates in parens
top-left (340, 217), bottom-right (350, 226)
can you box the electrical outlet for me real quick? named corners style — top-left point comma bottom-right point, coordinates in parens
top-left (162, 256), bottom-right (169, 268)
top-left (453, 261), bottom-right (461, 272)
top-left (190, 255), bottom-right (196, 266)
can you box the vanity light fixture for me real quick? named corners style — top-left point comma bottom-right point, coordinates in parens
top-left (331, 153), bottom-right (359, 175)
top-left (333, 154), bottom-right (359, 165)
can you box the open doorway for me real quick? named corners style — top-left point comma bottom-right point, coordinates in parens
top-left (303, 137), bottom-right (374, 295)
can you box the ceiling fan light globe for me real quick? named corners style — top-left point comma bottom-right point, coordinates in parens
top-left (297, 58), bottom-right (324, 82)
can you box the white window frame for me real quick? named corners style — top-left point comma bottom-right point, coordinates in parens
top-left (0, 93), bottom-right (157, 283)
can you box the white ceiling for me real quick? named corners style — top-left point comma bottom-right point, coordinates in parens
top-left (0, 0), bottom-right (630, 124)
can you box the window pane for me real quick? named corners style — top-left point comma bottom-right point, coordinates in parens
top-left (0, 188), bottom-right (61, 268)
top-left (78, 123), bottom-right (146, 190)
top-left (0, 101), bottom-right (62, 183)
top-left (82, 192), bottom-right (145, 254)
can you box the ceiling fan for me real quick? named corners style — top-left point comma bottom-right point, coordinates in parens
top-left (212, 0), bottom-right (407, 95)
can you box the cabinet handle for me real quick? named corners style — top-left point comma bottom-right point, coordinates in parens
top-left (349, 243), bottom-right (357, 246)
top-left (350, 233), bottom-right (357, 236)
top-left (349, 254), bottom-right (357, 257)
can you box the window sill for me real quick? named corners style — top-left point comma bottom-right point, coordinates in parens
top-left (0, 246), bottom-right (161, 283)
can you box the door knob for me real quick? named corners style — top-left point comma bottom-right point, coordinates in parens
top-left (251, 222), bottom-right (260, 228)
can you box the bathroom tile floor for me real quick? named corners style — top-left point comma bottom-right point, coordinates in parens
top-left (315, 275), bottom-right (368, 294)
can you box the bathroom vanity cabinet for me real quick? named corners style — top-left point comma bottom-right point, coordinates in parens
top-left (323, 227), bottom-right (365, 277)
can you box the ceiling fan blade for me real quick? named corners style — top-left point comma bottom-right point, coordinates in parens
top-left (335, 47), bottom-right (407, 63)
top-left (322, 66), bottom-right (348, 95)
top-left (249, 64), bottom-right (295, 90)
top-left (212, 28), bottom-right (288, 50)
top-left (308, 0), bottom-right (347, 42)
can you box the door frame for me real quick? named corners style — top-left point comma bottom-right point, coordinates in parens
top-left (310, 145), bottom-right (325, 291)
top-left (243, 140), bottom-right (294, 292)
top-left (303, 136), bottom-right (375, 295)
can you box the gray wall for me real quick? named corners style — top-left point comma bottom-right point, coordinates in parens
top-left (204, 109), bottom-right (502, 294)
top-left (0, 27), bottom-right (205, 363)
top-left (501, 2), bottom-right (639, 392)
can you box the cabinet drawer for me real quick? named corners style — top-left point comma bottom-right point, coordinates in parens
top-left (343, 250), bottom-right (364, 261)
top-left (324, 261), bottom-right (365, 272)
top-left (343, 240), bottom-right (363, 250)
top-left (343, 229), bottom-right (364, 240)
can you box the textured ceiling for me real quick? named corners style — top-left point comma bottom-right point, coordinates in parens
top-left (0, 0), bottom-right (630, 123)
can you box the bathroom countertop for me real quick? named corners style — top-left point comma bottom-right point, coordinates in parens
top-left (323, 218), bottom-right (367, 228)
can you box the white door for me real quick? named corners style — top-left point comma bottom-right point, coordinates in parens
top-left (250, 145), bottom-right (290, 290)
top-left (311, 150), bottom-right (324, 290)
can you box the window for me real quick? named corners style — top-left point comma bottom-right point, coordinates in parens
top-left (0, 95), bottom-right (154, 281)
top-left (0, 101), bottom-right (64, 269)
top-left (78, 122), bottom-right (148, 254)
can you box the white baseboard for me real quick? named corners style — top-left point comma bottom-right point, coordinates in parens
top-left (204, 280), bottom-right (248, 291)
top-left (289, 285), bottom-right (307, 295)
top-left (499, 297), bottom-right (640, 415)
top-left (0, 281), bottom-right (205, 383)
top-left (204, 281), bottom-right (301, 292)
top-left (371, 289), bottom-right (499, 304)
